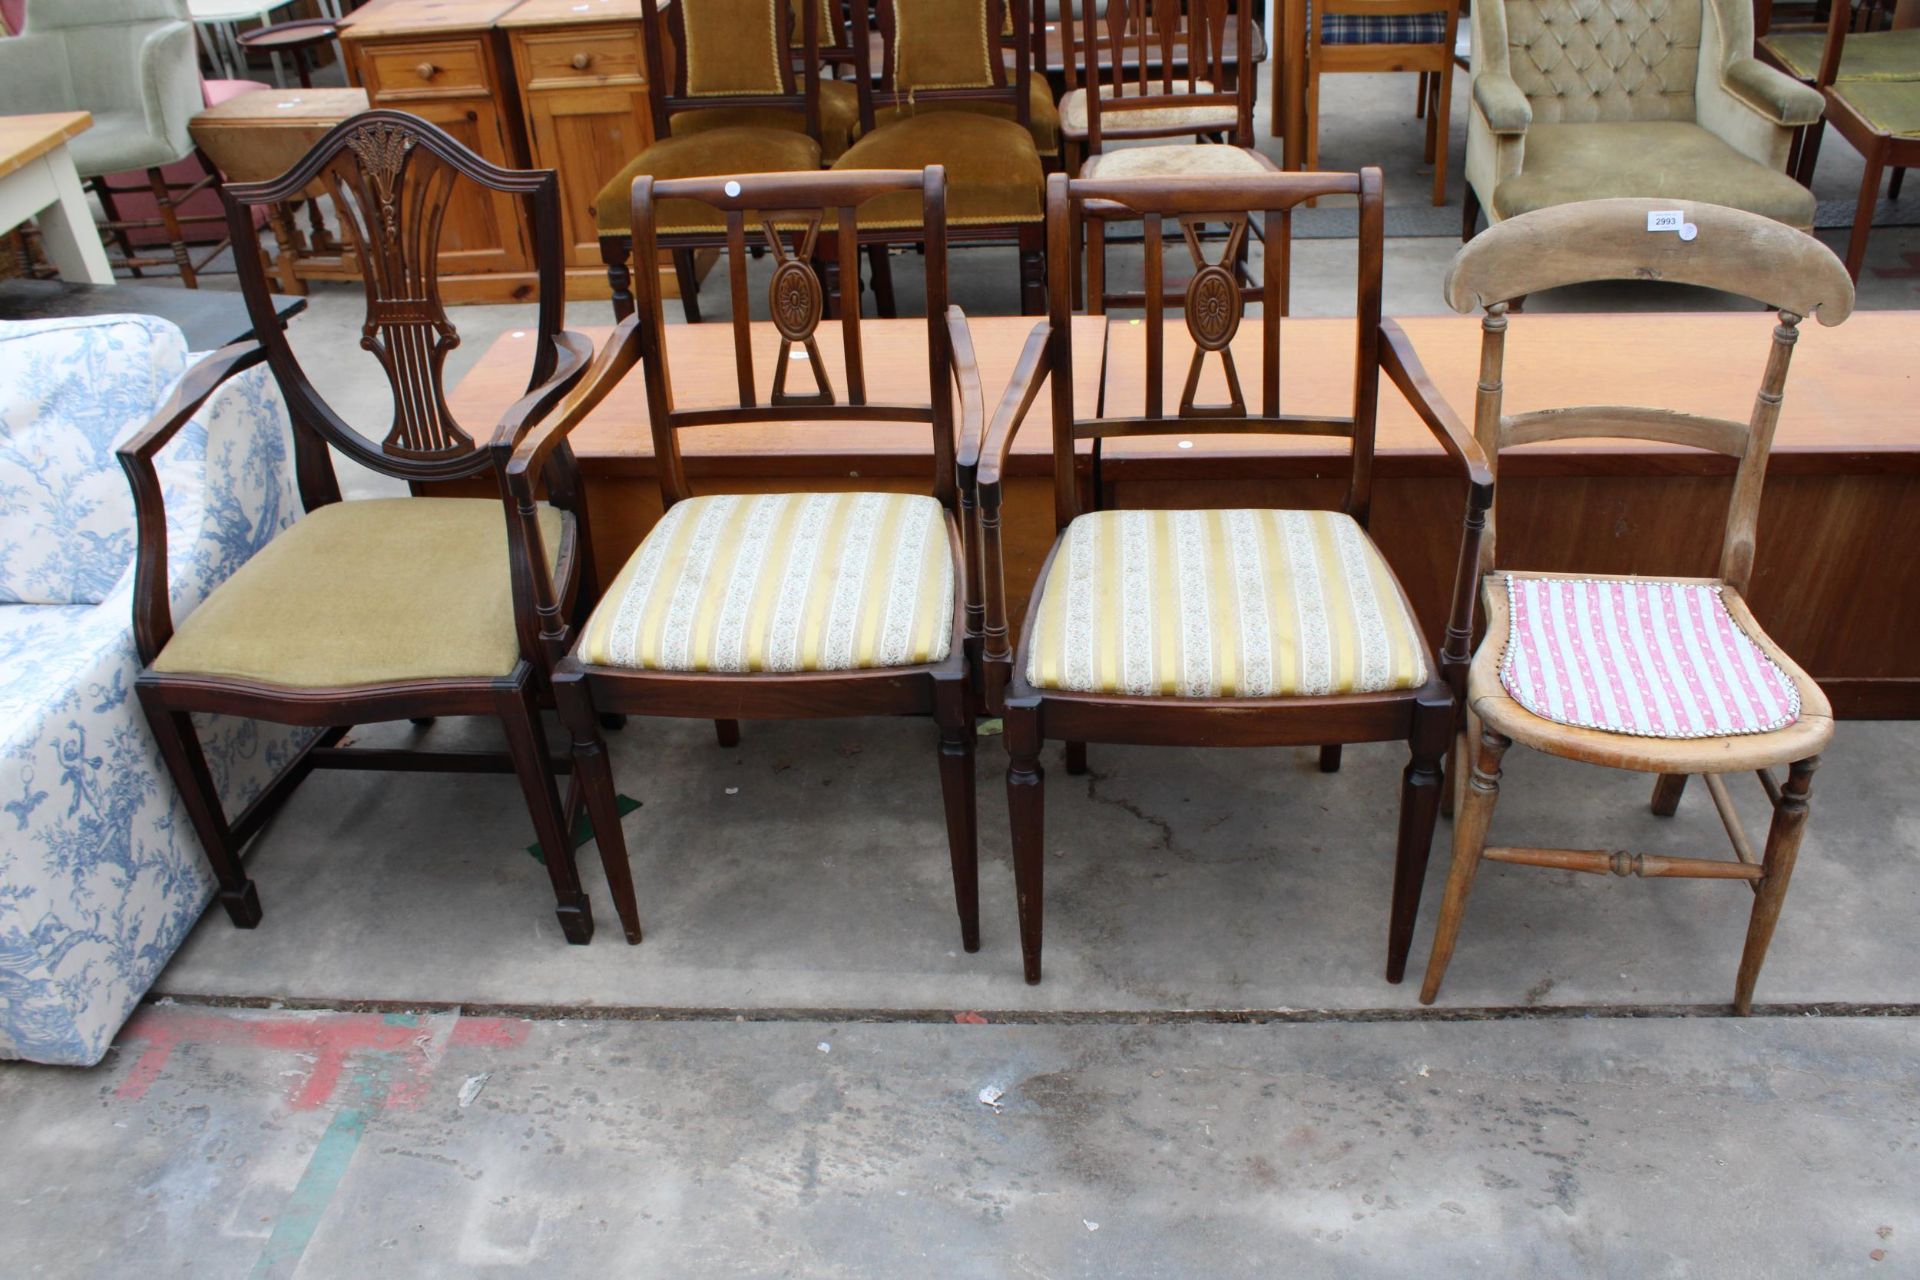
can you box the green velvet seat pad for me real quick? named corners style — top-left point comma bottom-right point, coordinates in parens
top-left (669, 79), bottom-right (860, 161)
top-left (594, 127), bottom-right (824, 236)
top-left (153, 499), bottom-right (566, 689)
top-left (866, 79), bottom-right (1061, 156)
top-left (1491, 122), bottom-right (1816, 228)
top-left (830, 111), bottom-right (1044, 227)
top-left (1832, 78), bottom-right (1920, 137)
top-left (1759, 28), bottom-right (1920, 83)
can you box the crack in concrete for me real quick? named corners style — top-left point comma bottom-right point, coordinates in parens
top-left (1081, 767), bottom-right (1177, 854)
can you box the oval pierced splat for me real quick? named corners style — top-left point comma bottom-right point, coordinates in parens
top-left (770, 258), bottom-right (824, 342)
top-left (1186, 265), bottom-right (1241, 351)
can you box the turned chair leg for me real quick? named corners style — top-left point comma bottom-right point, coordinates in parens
top-left (1419, 725), bottom-right (1511, 1003)
top-left (1733, 756), bottom-right (1818, 1015)
top-left (935, 677), bottom-right (981, 953)
top-left (1006, 706), bottom-right (1047, 984)
top-left (600, 235), bottom-right (634, 322)
top-left (1387, 693), bottom-right (1452, 983)
top-left (555, 675), bottom-right (643, 944)
top-left (496, 680), bottom-right (594, 944)
top-left (139, 687), bottom-right (260, 927)
top-left (1318, 744), bottom-right (1342, 773)
top-left (147, 166), bottom-right (198, 288)
top-left (1650, 772), bottom-right (1689, 816)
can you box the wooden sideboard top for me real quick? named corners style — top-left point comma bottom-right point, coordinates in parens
top-left (499, 0), bottom-right (648, 27)
top-left (342, 0), bottom-right (526, 39)
top-left (190, 87), bottom-right (371, 127)
top-left (0, 112), bottom-right (91, 180)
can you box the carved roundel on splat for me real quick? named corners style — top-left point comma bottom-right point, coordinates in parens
top-left (1185, 264), bottom-right (1241, 352)
top-left (770, 259), bottom-right (824, 342)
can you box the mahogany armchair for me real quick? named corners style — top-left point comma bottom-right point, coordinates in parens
top-left (508, 167), bottom-right (981, 959)
top-left (958, 168), bottom-right (1494, 984)
top-left (122, 112), bottom-right (640, 946)
top-left (1417, 198), bottom-right (1855, 1014)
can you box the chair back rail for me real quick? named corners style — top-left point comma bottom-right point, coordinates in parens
top-left (649, 0), bottom-right (823, 140)
top-left (629, 166), bottom-right (958, 510)
top-left (222, 111), bottom-right (572, 499)
top-left (1067, 0), bottom-right (1256, 148)
top-left (1045, 168), bottom-right (1385, 531)
top-left (1441, 197), bottom-right (1855, 594)
top-left (850, 0), bottom-right (1033, 130)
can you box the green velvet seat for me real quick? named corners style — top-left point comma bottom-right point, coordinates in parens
top-left (866, 78), bottom-right (1062, 157)
top-left (1759, 27), bottom-right (1920, 83)
top-left (832, 112), bottom-right (1044, 227)
top-left (668, 78), bottom-right (861, 161)
top-left (1833, 78), bottom-right (1920, 138)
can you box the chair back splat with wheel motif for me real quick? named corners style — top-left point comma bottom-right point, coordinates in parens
top-left (1441, 197), bottom-right (1856, 593)
top-left (1047, 168), bottom-right (1383, 531)
top-left (629, 167), bottom-right (957, 512)
top-left (1065, 0), bottom-right (1256, 149)
top-left (222, 111), bottom-right (577, 500)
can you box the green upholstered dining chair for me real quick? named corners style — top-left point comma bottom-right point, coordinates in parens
top-left (126, 112), bottom-right (640, 947)
top-left (1798, 0), bottom-right (1920, 278)
top-left (594, 0), bottom-right (831, 323)
top-left (1460, 0), bottom-right (1826, 240)
top-left (1755, 0), bottom-right (1917, 193)
top-left (0, 0), bottom-right (208, 285)
top-left (830, 0), bottom-right (1050, 314)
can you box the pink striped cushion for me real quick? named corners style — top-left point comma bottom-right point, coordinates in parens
top-left (1500, 577), bottom-right (1800, 739)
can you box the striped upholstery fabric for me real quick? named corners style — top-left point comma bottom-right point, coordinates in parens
top-left (581, 493), bottom-right (954, 673)
top-left (1499, 577), bottom-right (1800, 739)
top-left (1319, 11), bottom-right (1448, 44)
top-left (1025, 509), bottom-right (1428, 698)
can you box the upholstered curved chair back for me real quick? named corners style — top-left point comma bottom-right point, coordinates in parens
top-left (1494, 0), bottom-right (1705, 123)
top-left (16, 0), bottom-right (199, 173)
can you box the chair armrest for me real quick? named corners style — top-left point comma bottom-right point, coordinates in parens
top-left (116, 342), bottom-right (271, 666)
top-left (1378, 320), bottom-right (1494, 698)
top-left (949, 310), bottom-right (1052, 713)
top-left (138, 21), bottom-right (205, 159)
top-left (1720, 58), bottom-right (1825, 127)
top-left (1471, 72), bottom-right (1532, 134)
top-left (504, 321), bottom-right (638, 497)
top-left (491, 329), bottom-right (594, 453)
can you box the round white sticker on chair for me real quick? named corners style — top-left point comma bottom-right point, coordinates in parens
top-left (725, 181), bottom-right (742, 198)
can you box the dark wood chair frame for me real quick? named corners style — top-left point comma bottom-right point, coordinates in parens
top-left (1797, 0), bottom-right (1918, 279)
top-left (958, 167), bottom-right (1494, 984)
top-left (1416, 198), bottom-right (1856, 1014)
top-left (121, 110), bottom-right (640, 947)
top-left (843, 0), bottom-right (1049, 317)
top-left (509, 167), bottom-right (982, 957)
top-left (600, 0), bottom-right (835, 323)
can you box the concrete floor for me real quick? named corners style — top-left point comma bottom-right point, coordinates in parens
top-left (4, 67), bottom-right (1919, 1279)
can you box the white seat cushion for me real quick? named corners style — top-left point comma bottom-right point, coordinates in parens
top-left (1080, 143), bottom-right (1274, 179)
top-left (1060, 81), bottom-right (1238, 134)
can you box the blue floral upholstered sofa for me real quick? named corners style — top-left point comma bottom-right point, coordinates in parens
top-left (0, 313), bottom-right (307, 1065)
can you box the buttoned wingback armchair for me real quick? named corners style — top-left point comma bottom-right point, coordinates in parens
top-left (0, 0), bottom-right (208, 282)
top-left (1461, 0), bottom-right (1827, 239)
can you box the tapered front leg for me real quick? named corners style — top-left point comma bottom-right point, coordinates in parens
top-left (497, 681), bottom-right (593, 944)
top-left (1420, 725), bottom-right (1511, 1003)
top-left (935, 676), bottom-right (980, 953)
top-left (1650, 773), bottom-right (1689, 817)
top-left (1005, 705), bottom-right (1047, 984)
top-left (1387, 693), bottom-right (1452, 983)
top-left (1733, 756), bottom-right (1818, 1015)
top-left (556, 675), bottom-right (642, 944)
top-left (140, 688), bottom-right (258, 927)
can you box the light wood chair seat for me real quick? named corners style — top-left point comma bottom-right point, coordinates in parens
top-left (1078, 142), bottom-right (1277, 178)
top-left (1466, 573), bottom-right (1834, 776)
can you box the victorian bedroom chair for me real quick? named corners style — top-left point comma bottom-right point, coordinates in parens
top-left (124, 112), bottom-right (640, 946)
top-left (509, 167), bottom-right (981, 957)
top-left (959, 168), bottom-right (1494, 984)
top-left (1417, 198), bottom-right (1855, 1014)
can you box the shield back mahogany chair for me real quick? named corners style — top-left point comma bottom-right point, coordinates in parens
top-left (1417, 198), bottom-right (1855, 1014)
top-left (830, 0), bottom-right (1049, 315)
top-left (508, 167), bottom-right (981, 957)
top-left (958, 167), bottom-right (1494, 984)
top-left (596, 0), bottom-right (829, 322)
top-left (122, 111), bottom-right (641, 947)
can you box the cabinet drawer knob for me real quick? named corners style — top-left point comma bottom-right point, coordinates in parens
top-left (416, 62), bottom-right (438, 80)
top-left (570, 51), bottom-right (593, 69)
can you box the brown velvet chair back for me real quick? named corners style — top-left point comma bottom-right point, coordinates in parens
top-left (648, 0), bottom-right (824, 140)
top-left (1064, 0), bottom-right (1256, 148)
top-left (850, 0), bottom-right (1034, 132)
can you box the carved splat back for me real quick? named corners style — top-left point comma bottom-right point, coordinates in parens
top-left (1441, 197), bottom-right (1856, 594)
top-left (628, 168), bottom-right (959, 511)
top-left (1045, 169), bottom-right (1384, 531)
top-left (1066, 0), bottom-right (1255, 149)
top-left (222, 111), bottom-right (568, 503)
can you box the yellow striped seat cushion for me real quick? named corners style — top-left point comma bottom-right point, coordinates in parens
top-left (1025, 509), bottom-right (1428, 698)
top-left (581, 492), bottom-right (955, 673)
